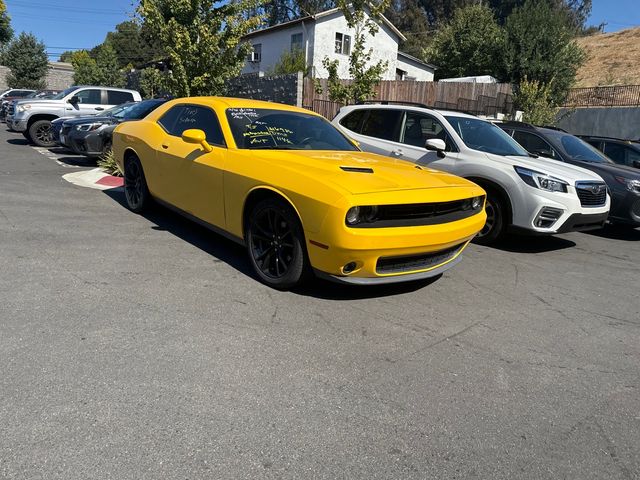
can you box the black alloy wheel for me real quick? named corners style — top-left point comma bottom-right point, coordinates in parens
top-left (246, 198), bottom-right (309, 290)
top-left (473, 193), bottom-right (505, 245)
top-left (29, 119), bottom-right (55, 147)
top-left (124, 155), bottom-right (151, 213)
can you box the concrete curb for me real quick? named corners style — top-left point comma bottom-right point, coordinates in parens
top-left (62, 168), bottom-right (124, 191)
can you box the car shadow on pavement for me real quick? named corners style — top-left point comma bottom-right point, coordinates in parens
top-left (585, 224), bottom-right (640, 241)
top-left (484, 234), bottom-right (576, 253)
top-left (55, 156), bottom-right (97, 167)
top-left (6, 138), bottom-right (29, 146)
top-left (102, 188), bottom-right (446, 299)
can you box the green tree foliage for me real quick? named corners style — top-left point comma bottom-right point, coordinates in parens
top-left (71, 51), bottom-right (100, 85)
top-left (487, 0), bottom-right (591, 27)
top-left (58, 50), bottom-right (75, 63)
top-left (504, 0), bottom-right (585, 104)
top-left (4, 33), bottom-right (48, 89)
top-left (105, 20), bottom-right (163, 68)
top-left (95, 43), bottom-right (126, 87)
top-left (513, 76), bottom-right (558, 125)
top-left (385, 0), bottom-right (431, 58)
top-left (138, 0), bottom-right (264, 97)
top-left (261, 0), bottom-right (334, 26)
top-left (268, 48), bottom-right (308, 75)
top-left (320, 0), bottom-right (390, 104)
top-left (0, 0), bottom-right (12, 45)
top-left (425, 4), bottom-right (506, 79)
top-left (138, 67), bottom-right (164, 98)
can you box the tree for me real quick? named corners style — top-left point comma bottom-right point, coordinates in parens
top-left (58, 50), bottom-right (75, 63)
top-left (4, 33), bottom-right (48, 89)
top-left (268, 48), bottom-right (308, 75)
top-left (504, 0), bottom-right (585, 104)
top-left (513, 76), bottom-right (558, 125)
top-left (138, 0), bottom-right (264, 97)
top-left (71, 50), bottom-right (101, 85)
top-left (138, 67), bottom-right (164, 98)
top-left (0, 0), bottom-right (12, 45)
top-left (385, 0), bottom-right (431, 59)
top-left (425, 4), bottom-right (506, 79)
top-left (105, 20), bottom-right (163, 68)
top-left (320, 0), bottom-right (390, 104)
top-left (95, 43), bottom-right (125, 87)
top-left (487, 0), bottom-right (591, 27)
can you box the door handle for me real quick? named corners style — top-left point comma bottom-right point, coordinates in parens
top-left (95, 107), bottom-right (104, 111)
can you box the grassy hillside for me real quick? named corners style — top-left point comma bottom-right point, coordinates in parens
top-left (575, 27), bottom-right (640, 87)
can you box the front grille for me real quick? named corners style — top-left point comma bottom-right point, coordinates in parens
top-left (376, 243), bottom-right (464, 274)
top-left (8, 104), bottom-right (14, 115)
top-left (353, 197), bottom-right (484, 228)
top-left (575, 182), bottom-right (607, 207)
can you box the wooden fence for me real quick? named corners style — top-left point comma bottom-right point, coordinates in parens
top-left (303, 78), bottom-right (514, 119)
top-left (563, 85), bottom-right (640, 107)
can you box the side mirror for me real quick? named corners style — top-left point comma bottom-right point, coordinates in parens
top-left (68, 95), bottom-right (80, 104)
top-left (182, 129), bottom-right (213, 153)
top-left (425, 138), bottom-right (446, 158)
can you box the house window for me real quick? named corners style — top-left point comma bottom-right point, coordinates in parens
top-left (250, 43), bottom-right (262, 62)
top-left (291, 33), bottom-right (303, 52)
top-left (396, 68), bottom-right (406, 81)
top-left (335, 33), bottom-right (351, 55)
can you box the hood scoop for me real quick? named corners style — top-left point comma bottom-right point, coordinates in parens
top-left (340, 166), bottom-right (374, 173)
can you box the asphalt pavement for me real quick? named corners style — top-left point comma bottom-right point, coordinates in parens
top-left (1, 126), bottom-right (639, 479)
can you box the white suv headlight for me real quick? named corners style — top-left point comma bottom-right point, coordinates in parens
top-left (514, 166), bottom-right (568, 193)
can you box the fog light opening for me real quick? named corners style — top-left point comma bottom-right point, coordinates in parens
top-left (534, 207), bottom-right (564, 228)
top-left (343, 262), bottom-right (357, 274)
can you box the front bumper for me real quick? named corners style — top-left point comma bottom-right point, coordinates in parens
top-left (511, 186), bottom-right (610, 234)
top-left (609, 189), bottom-right (640, 226)
top-left (9, 117), bottom-right (27, 132)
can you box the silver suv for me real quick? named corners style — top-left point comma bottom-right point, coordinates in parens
top-left (9, 86), bottom-right (142, 147)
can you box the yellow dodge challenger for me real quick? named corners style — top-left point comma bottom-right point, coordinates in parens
top-left (113, 97), bottom-right (486, 290)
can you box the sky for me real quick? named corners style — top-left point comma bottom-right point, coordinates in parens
top-left (5, 0), bottom-right (640, 62)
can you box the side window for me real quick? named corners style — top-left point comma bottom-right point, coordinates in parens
top-left (602, 142), bottom-right (627, 165)
top-left (75, 89), bottom-right (102, 104)
top-left (513, 131), bottom-right (558, 159)
top-left (158, 106), bottom-right (185, 135)
top-left (339, 109), bottom-right (367, 133)
top-left (401, 112), bottom-right (456, 151)
top-left (108, 90), bottom-right (134, 105)
top-left (291, 33), bottom-right (303, 52)
top-left (162, 105), bottom-right (225, 146)
top-left (627, 147), bottom-right (640, 168)
top-left (360, 109), bottom-right (403, 141)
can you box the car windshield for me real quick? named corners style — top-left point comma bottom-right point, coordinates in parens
top-left (226, 108), bottom-right (358, 151)
top-left (51, 87), bottom-right (80, 100)
top-left (444, 115), bottom-right (530, 157)
top-left (544, 130), bottom-right (613, 163)
top-left (118, 100), bottom-right (164, 120)
top-left (105, 103), bottom-right (134, 118)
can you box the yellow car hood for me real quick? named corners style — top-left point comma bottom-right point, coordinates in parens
top-left (246, 150), bottom-right (472, 194)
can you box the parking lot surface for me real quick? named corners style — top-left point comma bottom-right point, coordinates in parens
top-left (1, 127), bottom-right (639, 479)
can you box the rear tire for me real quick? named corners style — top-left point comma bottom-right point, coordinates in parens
top-left (123, 155), bottom-right (151, 213)
top-left (473, 192), bottom-right (506, 245)
top-left (245, 198), bottom-right (310, 290)
top-left (29, 119), bottom-right (55, 147)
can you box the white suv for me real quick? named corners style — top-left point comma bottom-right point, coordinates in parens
top-left (333, 104), bottom-right (611, 244)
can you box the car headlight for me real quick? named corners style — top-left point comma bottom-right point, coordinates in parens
top-left (17, 104), bottom-right (31, 112)
top-left (514, 166), bottom-right (568, 193)
top-left (615, 176), bottom-right (640, 194)
top-left (345, 206), bottom-right (379, 225)
top-left (76, 122), bottom-right (105, 132)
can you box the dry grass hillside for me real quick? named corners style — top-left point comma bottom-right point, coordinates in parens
top-left (575, 27), bottom-right (640, 87)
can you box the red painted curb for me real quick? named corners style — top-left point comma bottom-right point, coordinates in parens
top-left (96, 175), bottom-right (124, 187)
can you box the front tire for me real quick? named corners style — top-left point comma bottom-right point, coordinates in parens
top-left (246, 198), bottom-right (310, 290)
top-left (123, 155), bottom-right (151, 213)
top-left (29, 120), bottom-right (55, 147)
top-left (474, 193), bottom-right (506, 245)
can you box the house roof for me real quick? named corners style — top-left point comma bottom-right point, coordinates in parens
top-left (397, 51), bottom-right (437, 71)
top-left (243, 7), bottom-right (407, 42)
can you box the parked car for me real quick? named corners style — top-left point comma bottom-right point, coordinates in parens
top-left (578, 136), bottom-right (640, 170)
top-left (0, 89), bottom-right (35, 101)
top-left (498, 122), bottom-right (640, 228)
top-left (52, 103), bottom-right (136, 148)
top-left (60, 99), bottom-right (167, 157)
top-left (114, 97), bottom-right (487, 289)
top-left (1, 90), bottom-right (61, 123)
top-left (333, 104), bottom-right (610, 244)
top-left (0, 89), bottom-right (36, 120)
top-left (9, 86), bottom-right (142, 147)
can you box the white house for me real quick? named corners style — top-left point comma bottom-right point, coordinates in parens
top-left (241, 8), bottom-right (436, 81)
